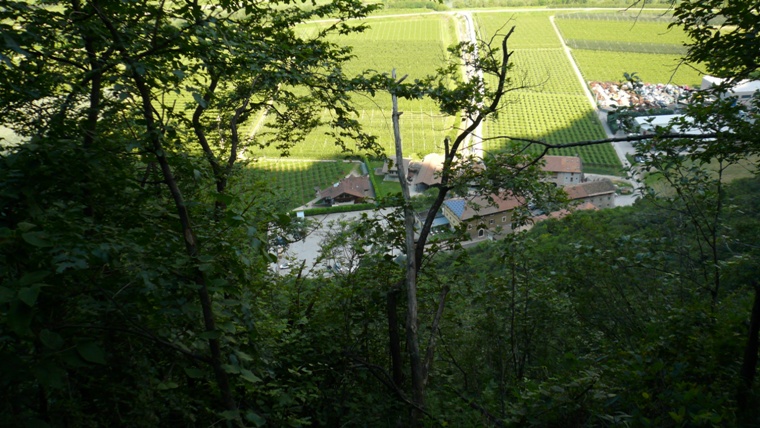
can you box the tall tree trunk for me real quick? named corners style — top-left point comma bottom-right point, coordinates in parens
top-left (391, 70), bottom-right (424, 426)
top-left (386, 31), bottom-right (515, 424)
top-left (93, 8), bottom-right (243, 425)
top-left (387, 281), bottom-right (404, 388)
top-left (738, 281), bottom-right (760, 416)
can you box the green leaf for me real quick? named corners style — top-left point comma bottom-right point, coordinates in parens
top-left (22, 231), bottom-right (52, 247)
top-left (184, 367), bottom-right (205, 379)
top-left (8, 302), bottom-right (33, 335)
top-left (0, 286), bottom-right (14, 303)
top-left (198, 330), bottom-right (221, 340)
top-left (157, 381), bottom-right (179, 390)
top-left (192, 92), bottom-right (207, 108)
top-left (245, 411), bottom-right (266, 426)
top-left (32, 361), bottom-right (65, 389)
top-left (240, 369), bottom-right (261, 384)
top-left (19, 271), bottom-right (49, 286)
top-left (39, 329), bottom-right (64, 350)
top-left (222, 364), bottom-right (240, 374)
top-left (214, 192), bottom-right (233, 205)
top-left (234, 350), bottom-right (254, 362)
top-left (16, 221), bottom-right (37, 232)
top-left (18, 285), bottom-right (40, 307)
top-left (76, 341), bottom-right (106, 364)
top-left (221, 410), bottom-right (240, 421)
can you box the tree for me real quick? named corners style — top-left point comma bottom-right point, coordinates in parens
top-left (0, 0), bottom-right (378, 425)
top-left (384, 26), bottom-right (566, 425)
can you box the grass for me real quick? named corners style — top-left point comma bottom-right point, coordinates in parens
top-left (644, 156), bottom-right (759, 197)
top-left (368, 160), bottom-right (402, 197)
top-left (239, 9), bottom-right (722, 190)
top-left (585, 164), bottom-right (624, 176)
top-left (476, 12), bottom-right (562, 49)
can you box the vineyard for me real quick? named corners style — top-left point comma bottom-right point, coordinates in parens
top-left (571, 50), bottom-right (702, 87)
top-left (554, 13), bottom-right (703, 87)
top-left (474, 12), bottom-right (620, 171)
top-left (554, 12), bottom-right (676, 23)
top-left (475, 12), bottom-right (562, 49)
top-left (249, 15), bottom-right (459, 160)
top-left (555, 16), bottom-right (690, 45)
top-left (238, 160), bottom-right (359, 209)
top-left (238, 9), bottom-right (718, 191)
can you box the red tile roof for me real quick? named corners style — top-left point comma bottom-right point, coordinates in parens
top-left (444, 194), bottom-right (522, 221)
top-left (564, 179), bottom-right (616, 200)
top-left (543, 156), bottom-right (583, 174)
top-left (319, 175), bottom-right (371, 199)
top-left (413, 153), bottom-right (444, 186)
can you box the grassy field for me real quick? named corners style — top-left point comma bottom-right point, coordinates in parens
top-left (237, 9), bottom-right (718, 193)
top-left (475, 12), bottom-right (620, 170)
top-left (478, 11), bottom-right (562, 49)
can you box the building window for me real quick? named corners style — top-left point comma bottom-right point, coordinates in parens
top-left (502, 216), bottom-right (507, 222)
top-left (478, 229), bottom-right (485, 238)
top-left (467, 224), bottom-right (472, 230)
top-left (489, 219), bottom-right (494, 225)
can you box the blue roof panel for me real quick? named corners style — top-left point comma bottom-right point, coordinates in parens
top-left (443, 199), bottom-right (466, 219)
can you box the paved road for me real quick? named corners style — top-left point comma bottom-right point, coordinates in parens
top-left (274, 208), bottom-right (396, 276)
top-left (459, 11), bottom-right (485, 159)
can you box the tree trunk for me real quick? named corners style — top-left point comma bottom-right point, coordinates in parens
top-left (387, 281), bottom-right (404, 388)
top-left (391, 70), bottom-right (424, 426)
top-left (737, 281), bottom-right (760, 416)
top-left (93, 8), bottom-right (243, 425)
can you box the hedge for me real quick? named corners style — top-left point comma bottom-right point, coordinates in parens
top-left (300, 203), bottom-right (377, 217)
top-left (362, 155), bottom-right (381, 198)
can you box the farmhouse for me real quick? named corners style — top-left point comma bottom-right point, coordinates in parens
top-left (317, 175), bottom-right (372, 206)
top-left (542, 155), bottom-right (584, 186)
top-left (412, 153), bottom-right (445, 191)
top-left (564, 179), bottom-right (616, 209)
top-left (442, 194), bottom-right (522, 240)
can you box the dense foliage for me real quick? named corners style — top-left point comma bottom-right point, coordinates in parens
top-left (428, 177), bottom-right (760, 425)
top-left (1, 0), bottom-right (758, 426)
